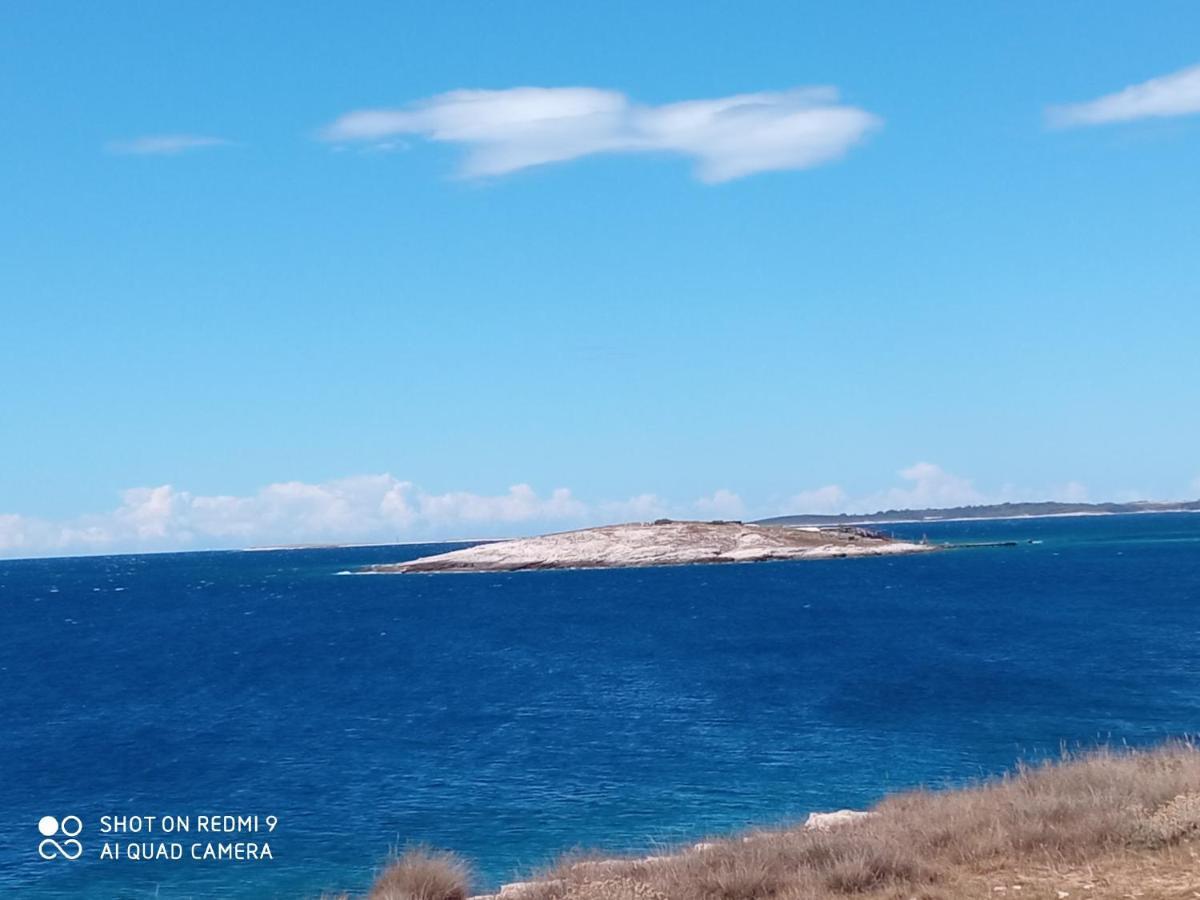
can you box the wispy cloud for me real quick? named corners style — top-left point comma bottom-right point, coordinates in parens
top-left (320, 86), bottom-right (881, 182)
top-left (782, 463), bottom-right (1094, 516)
top-left (1047, 62), bottom-right (1200, 127)
top-left (598, 493), bottom-right (669, 522)
top-left (693, 489), bottom-right (746, 519)
top-left (783, 463), bottom-right (983, 516)
top-left (785, 485), bottom-right (850, 516)
top-left (106, 134), bottom-right (232, 156)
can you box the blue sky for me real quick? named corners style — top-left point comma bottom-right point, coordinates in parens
top-left (2, 2), bottom-right (1199, 555)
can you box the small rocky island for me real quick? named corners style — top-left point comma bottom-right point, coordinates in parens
top-left (365, 519), bottom-right (934, 574)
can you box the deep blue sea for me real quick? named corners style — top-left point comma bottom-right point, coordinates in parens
top-left (2, 513), bottom-right (1199, 898)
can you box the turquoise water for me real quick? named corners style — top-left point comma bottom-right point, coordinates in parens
top-left (2, 513), bottom-right (1198, 898)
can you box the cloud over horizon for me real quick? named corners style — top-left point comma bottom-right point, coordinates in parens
top-left (106, 134), bottom-right (232, 155)
top-left (320, 86), bottom-right (881, 182)
top-left (1, 477), bottom-right (729, 558)
top-left (4, 465), bottom-right (1182, 559)
top-left (782, 463), bottom-right (1095, 518)
top-left (0, 477), bottom-right (597, 558)
top-left (1047, 62), bottom-right (1200, 127)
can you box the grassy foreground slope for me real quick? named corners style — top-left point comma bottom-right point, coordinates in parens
top-left (338, 743), bottom-right (1200, 900)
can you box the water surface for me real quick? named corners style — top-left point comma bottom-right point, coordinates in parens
top-left (2, 513), bottom-right (1198, 897)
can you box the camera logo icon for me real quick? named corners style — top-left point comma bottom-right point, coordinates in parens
top-left (38, 815), bottom-right (83, 860)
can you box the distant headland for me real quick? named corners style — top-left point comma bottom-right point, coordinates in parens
top-left (365, 519), bottom-right (933, 574)
top-left (757, 498), bottom-right (1200, 527)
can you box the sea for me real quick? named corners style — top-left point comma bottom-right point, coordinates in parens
top-left (2, 512), bottom-right (1198, 898)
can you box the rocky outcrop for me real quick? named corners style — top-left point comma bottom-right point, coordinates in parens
top-left (802, 809), bottom-right (874, 830)
top-left (366, 520), bottom-right (932, 574)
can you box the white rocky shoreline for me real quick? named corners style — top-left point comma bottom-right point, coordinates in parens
top-left (469, 810), bottom-right (873, 900)
top-left (364, 520), bottom-right (934, 575)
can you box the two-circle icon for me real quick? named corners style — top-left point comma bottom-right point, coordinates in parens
top-left (38, 815), bottom-right (83, 860)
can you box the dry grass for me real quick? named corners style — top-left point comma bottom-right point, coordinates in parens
top-left (505, 743), bottom-right (1200, 900)
top-left (366, 847), bottom-right (473, 900)
top-left (331, 745), bottom-right (1200, 900)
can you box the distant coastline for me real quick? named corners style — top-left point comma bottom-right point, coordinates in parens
top-left (6, 504), bottom-right (1194, 564)
top-left (756, 499), bottom-right (1200, 528)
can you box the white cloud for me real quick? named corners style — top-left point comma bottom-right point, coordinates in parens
top-left (1052, 480), bottom-right (1089, 503)
top-left (106, 134), bottom-right (232, 155)
top-left (413, 483), bottom-right (585, 525)
top-left (2, 477), bottom-right (758, 558)
top-left (783, 464), bottom-right (1096, 516)
top-left (11, 466), bottom-right (1168, 559)
top-left (0, 513), bottom-right (56, 555)
top-left (863, 462), bottom-right (985, 512)
top-left (1047, 62), bottom-right (1200, 127)
top-left (0, 477), bottom-right (597, 558)
top-left (785, 485), bottom-right (849, 516)
top-left (320, 86), bottom-right (881, 182)
top-left (599, 493), bottom-right (669, 522)
top-left (1051, 482), bottom-right (1089, 504)
top-left (693, 488), bottom-right (746, 519)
